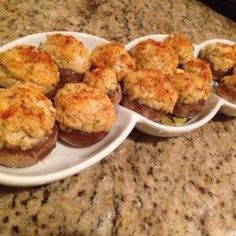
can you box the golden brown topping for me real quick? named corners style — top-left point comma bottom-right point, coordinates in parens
top-left (164, 34), bottom-right (194, 64)
top-left (130, 39), bottom-right (178, 76)
top-left (0, 86), bottom-right (55, 150)
top-left (40, 34), bottom-right (90, 73)
top-left (55, 83), bottom-right (116, 133)
top-left (200, 43), bottom-right (236, 73)
top-left (91, 43), bottom-right (135, 80)
top-left (0, 45), bottom-right (59, 93)
top-left (123, 70), bottom-right (177, 113)
top-left (183, 58), bottom-right (212, 81)
top-left (169, 71), bottom-right (212, 104)
top-left (83, 67), bottom-right (118, 94)
top-left (221, 75), bottom-right (236, 89)
top-left (0, 45), bottom-right (59, 94)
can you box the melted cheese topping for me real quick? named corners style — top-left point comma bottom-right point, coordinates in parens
top-left (164, 34), bottom-right (194, 64)
top-left (55, 83), bottom-right (116, 133)
top-left (200, 43), bottom-right (236, 72)
top-left (91, 43), bottom-right (135, 80)
top-left (130, 39), bottom-right (178, 76)
top-left (0, 45), bottom-right (59, 94)
top-left (169, 71), bottom-right (212, 104)
top-left (0, 86), bottom-right (55, 150)
top-left (123, 70), bottom-right (177, 113)
top-left (183, 58), bottom-right (212, 82)
top-left (40, 34), bottom-right (90, 73)
top-left (83, 67), bottom-right (118, 93)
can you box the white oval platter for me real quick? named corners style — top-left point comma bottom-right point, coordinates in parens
top-left (0, 31), bottom-right (235, 186)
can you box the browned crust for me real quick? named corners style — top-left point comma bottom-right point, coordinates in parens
top-left (121, 94), bottom-right (166, 122)
top-left (173, 100), bottom-right (205, 118)
top-left (201, 56), bottom-right (232, 80)
top-left (107, 85), bottom-right (122, 106)
top-left (216, 83), bottom-right (236, 104)
top-left (0, 125), bottom-right (58, 168)
top-left (59, 128), bottom-right (109, 148)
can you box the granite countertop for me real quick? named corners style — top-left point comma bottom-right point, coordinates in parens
top-left (0, 0), bottom-right (236, 235)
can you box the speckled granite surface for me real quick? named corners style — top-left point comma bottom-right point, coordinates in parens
top-left (0, 0), bottom-right (236, 235)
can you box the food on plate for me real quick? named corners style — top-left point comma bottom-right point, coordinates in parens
top-left (0, 45), bottom-right (59, 97)
top-left (160, 116), bottom-right (188, 127)
top-left (91, 43), bottom-right (135, 81)
top-left (121, 70), bottom-right (177, 121)
top-left (55, 83), bottom-right (116, 147)
top-left (182, 58), bottom-right (212, 82)
top-left (169, 70), bottom-right (212, 117)
top-left (216, 75), bottom-right (236, 104)
top-left (130, 39), bottom-right (178, 76)
top-left (164, 34), bottom-right (194, 65)
top-left (40, 33), bottom-right (90, 85)
top-left (0, 85), bottom-right (57, 168)
top-left (200, 42), bottom-right (236, 79)
top-left (83, 67), bottom-right (122, 106)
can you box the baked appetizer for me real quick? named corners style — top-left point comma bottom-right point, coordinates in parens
top-left (200, 42), bottom-right (236, 79)
top-left (91, 43), bottom-right (135, 81)
top-left (130, 39), bottom-right (178, 76)
top-left (83, 67), bottom-right (122, 106)
top-left (121, 70), bottom-right (177, 121)
top-left (40, 34), bottom-right (90, 85)
top-left (169, 71), bottom-right (212, 117)
top-left (183, 58), bottom-right (212, 82)
top-left (0, 45), bottom-right (59, 97)
top-left (164, 34), bottom-right (194, 65)
top-left (216, 75), bottom-right (236, 104)
top-left (0, 86), bottom-right (57, 168)
top-left (55, 83), bottom-right (116, 147)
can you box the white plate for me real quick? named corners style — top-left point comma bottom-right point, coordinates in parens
top-left (0, 32), bottom-right (235, 186)
top-left (126, 35), bottom-right (236, 135)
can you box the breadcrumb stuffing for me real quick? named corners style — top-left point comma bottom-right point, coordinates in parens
top-left (0, 86), bottom-right (55, 150)
top-left (40, 34), bottom-right (90, 73)
top-left (164, 34), bottom-right (194, 64)
top-left (123, 70), bottom-right (177, 113)
top-left (55, 83), bottom-right (116, 133)
top-left (130, 39), bottom-right (178, 76)
top-left (91, 43), bottom-right (135, 80)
